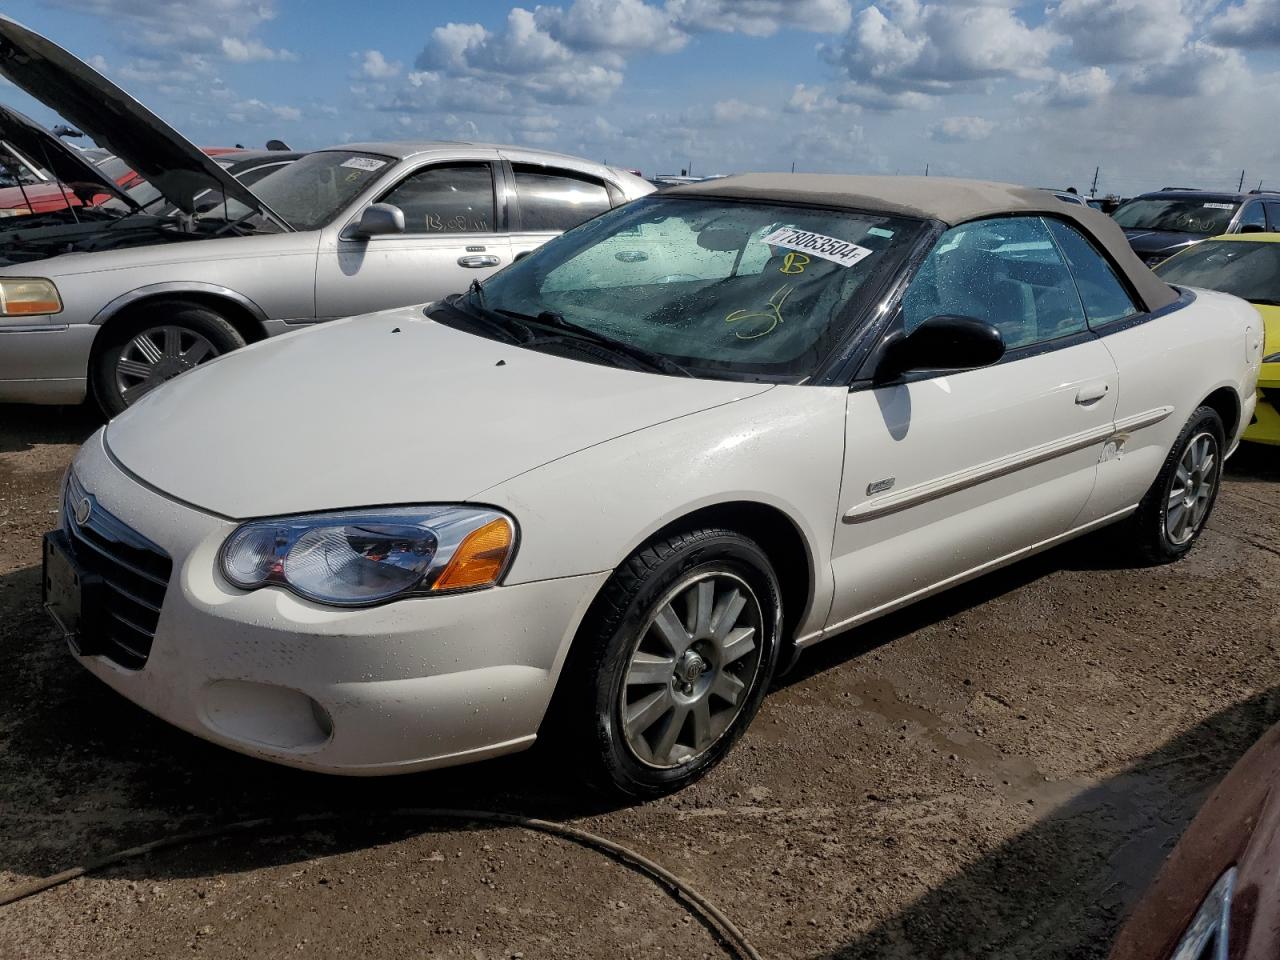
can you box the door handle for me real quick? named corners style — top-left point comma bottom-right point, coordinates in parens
top-left (458, 255), bottom-right (500, 268)
top-left (1075, 381), bottom-right (1110, 405)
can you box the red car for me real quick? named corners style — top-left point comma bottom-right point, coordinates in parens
top-left (1111, 719), bottom-right (1280, 959)
top-left (0, 138), bottom-right (239, 217)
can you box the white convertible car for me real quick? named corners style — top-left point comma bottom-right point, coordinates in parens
top-left (45, 175), bottom-right (1261, 796)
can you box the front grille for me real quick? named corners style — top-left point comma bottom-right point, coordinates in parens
top-left (63, 472), bottom-right (172, 669)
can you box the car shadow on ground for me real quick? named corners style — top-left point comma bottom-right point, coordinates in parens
top-left (0, 403), bottom-right (100, 454)
top-left (813, 686), bottom-right (1280, 960)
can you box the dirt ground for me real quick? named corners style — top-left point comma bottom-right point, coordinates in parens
top-left (1, 402), bottom-right (1278, 960)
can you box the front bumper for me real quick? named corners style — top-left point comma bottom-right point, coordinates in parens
top-left (0, 322), bottom-right (96, 404)
top-left (62, 431), bottom-right (608, 774)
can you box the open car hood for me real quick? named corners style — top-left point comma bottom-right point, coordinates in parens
top-left (0, 102), bottom-right (135, 208)
top-left (0, 15), bottom-right (286, 224)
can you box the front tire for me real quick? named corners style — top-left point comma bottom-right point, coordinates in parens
top-left (1127, 405), bottom-right (1225, 563)
top-left (563, 528), bottom-right (782, 799)
top-left (91, 301), bottom-right (245, 416)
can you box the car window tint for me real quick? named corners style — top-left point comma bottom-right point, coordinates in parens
top-left (236, 162), bottom-right (291, 187)
top-left (380, 163), bottom-right (495, 234)
top-left (902, 216), bottom-right (1088, 349)
top-left (1155, 240), bottom-right (1280, 303)
top-left (1238, 201), bottom-right (1267, 231)
top-left (1046, 219), bottom-right (1141, 325)
top-left (1266, 202), bottom-right (1280, 231)
top-left (513, 165), bottom-right (610, 232)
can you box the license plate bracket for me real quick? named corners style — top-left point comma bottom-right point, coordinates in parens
top-left (43, 530), bottom-right (105, 656)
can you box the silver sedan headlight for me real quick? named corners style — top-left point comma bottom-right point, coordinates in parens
top-left (0, 277), bottom-right (61, 316)
top-left (1169, 867), bottom-right (1236, 960)
top-left (220, 506), bottom-right (516, 606)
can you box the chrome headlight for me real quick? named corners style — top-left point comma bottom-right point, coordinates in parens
top-left (1169, 866), bottom-right (1236, 960)
top-left (0, 277), bottom-right (61, 316)
top-left (220, 506), bottom-right (516, 606)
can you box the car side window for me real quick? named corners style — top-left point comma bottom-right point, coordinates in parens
top-left (1266, 201), bottom-right (1280, 231)
top-left (902, 216), bottom-right (1088, 350)
top-left (1045, 219), bottom-right (1141, 326)
top-left (378, 162), bottom-right (496, 234)
top-left (1237, 201), bottom-right (1266, 232)
top-left (512, 164), bottom-right (611, 232)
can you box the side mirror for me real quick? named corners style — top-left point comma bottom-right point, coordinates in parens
top-left (875, 315), bottom-right (1005, 383)
top-left (1240, 223), bottom-right (1266, 234)
top-left (345, 203), bottom-right (405, 239)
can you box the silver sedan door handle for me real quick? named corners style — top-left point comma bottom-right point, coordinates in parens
top-left (1075, 381), bottom-right (1110, 405)
top-left (458, 255), bottom-right (501, 268)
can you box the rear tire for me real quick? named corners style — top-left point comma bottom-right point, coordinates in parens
top-left (91, 301), bottom-right (245, 416)
top-left (1126, 405), bottom-right (1225, 563)
top-left (558, 528), bottom-right (782, 799)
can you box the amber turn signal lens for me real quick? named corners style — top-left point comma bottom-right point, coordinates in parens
top-left (0, 278), bottom-right (62, 316)
top-left (431, 518), bottom-right (513, 591)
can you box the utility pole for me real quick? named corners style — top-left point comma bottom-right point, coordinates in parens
top-left (791, 160), bottom-right (795, 173)
top-left (1238, 169), bottom-right (1246, 191)
top-left (924, 163), bottom-right (929, 176)
top-left (1090, 166), bottom-right (1100, 197)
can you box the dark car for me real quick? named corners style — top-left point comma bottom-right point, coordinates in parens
top-left (1113, 188), bottom-right (1280, 266)
top-left (1110, 719), bottom-right (1280, 960)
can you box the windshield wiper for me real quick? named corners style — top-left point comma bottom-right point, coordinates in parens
top-left (439, 283), bottom-right (535, 345)
top-left (494, 307), bottom-right (693, 377)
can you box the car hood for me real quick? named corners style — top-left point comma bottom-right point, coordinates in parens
top-left (0, 102), bottom-right (132, 207)
top-left (103, 308), bottom-right (773, 518)
top-left (0, 16), bottom-right (284, 224)
top-left (1123, 228), bottom-right (1206, 261)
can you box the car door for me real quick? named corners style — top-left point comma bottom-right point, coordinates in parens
top-left (500, 154), bottom-right (615, 261)
top-left (314, 155), bottom-right (511, 318)
top-left (825, 215), bottom-right (1120, 633)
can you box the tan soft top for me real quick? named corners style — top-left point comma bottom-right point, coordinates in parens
top-left (668, 173), bottom-right (1179, 312)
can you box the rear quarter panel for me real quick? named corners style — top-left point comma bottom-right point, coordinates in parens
top-left (1084, 288), bottom-right (1261, 521)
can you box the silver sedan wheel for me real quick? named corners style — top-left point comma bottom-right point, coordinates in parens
top-left (619, 570), bottom-right (764, 769)
top-left (1167, 430), bottom-right (1218, 545)
top-left (114, 324), bottom-right (219, 405)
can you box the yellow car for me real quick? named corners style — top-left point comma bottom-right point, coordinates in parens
top-left (1155, 233), bottom-right (1280, 444)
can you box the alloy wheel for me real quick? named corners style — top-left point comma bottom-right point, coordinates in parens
top-left (619, 570), bottom-right (764, 769)
top-left (1166, 430), bottom-right (1219, 545)
top-left (114, 324), bottom-right (219, 405)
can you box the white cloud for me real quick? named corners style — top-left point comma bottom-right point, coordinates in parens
top-left (357, 49), bottom-right (403, 79)
top-left (667, 0), bottom-right (853, 36)
top-left (1050, 0), bottom-right (1191, 64)
top-left (785, 83), bottom-right (861, 114)
top-left (538, 0), bottom-right (687, 53)
top-left (227, 98), bottom-right (303, 124)
top-left (824, 0), bottom-right (1059, 98)
top-left (1127, 41), bottom-right (1247, 96)
top-left (221, 37), bottom-right (296, 63)
top-left (1208, 0), bottom-right (1280, 48)
top-left (929, 114), bottom-right (997, 141)
top-left (1017, 66), bottom-right (1114, 107)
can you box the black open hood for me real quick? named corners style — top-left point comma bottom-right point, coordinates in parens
top-left (0, 15), bottom-right (286, 225)
top-left (0, 101), bottom-right (136, 208)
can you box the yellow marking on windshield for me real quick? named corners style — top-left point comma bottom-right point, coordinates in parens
top-left (725, 284), bottom-right (794, 340)
top-left (780, 252), bottom-right (810, 274)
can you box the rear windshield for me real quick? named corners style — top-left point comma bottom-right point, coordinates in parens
top-left (1112, 198), bottom-right (1237, 234)
top-left (1155, 240), bottom-right (1280, 305)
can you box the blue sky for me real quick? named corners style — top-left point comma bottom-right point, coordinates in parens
top-left (3, 0), bottom-right (1279, 196)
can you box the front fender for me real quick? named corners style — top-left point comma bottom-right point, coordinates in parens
top-left (480, 384), bottom-right (849, 642)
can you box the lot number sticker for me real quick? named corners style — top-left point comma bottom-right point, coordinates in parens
top-left (762, 227), bottom-right (873, 267)
top-left (341, 157), bottom-right (388, 172)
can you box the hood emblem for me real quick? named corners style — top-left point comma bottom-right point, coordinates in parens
top-left (74, 496), bottom-right (92, 526)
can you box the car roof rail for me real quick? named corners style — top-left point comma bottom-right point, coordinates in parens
top-left (1159, 186), bottom-right (1204, 192)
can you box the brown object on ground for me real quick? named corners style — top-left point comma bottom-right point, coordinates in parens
top-left (2, 404), bottom-right (1279, 959)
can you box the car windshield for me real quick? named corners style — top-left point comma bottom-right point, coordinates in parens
top-left (1112, 198), bottom-right (1238, 234)
top-left (1155, 240), bottom-right (1280, 305)
top-left (472, 196), bottom-right (922, 380)
top-left (101, 150), bottom-right (390, 231)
